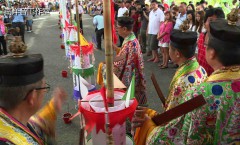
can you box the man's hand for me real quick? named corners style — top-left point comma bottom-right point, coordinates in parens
top-left (132, 114), bottom-right (150, 129)
top-left (131, 106), bottom-right (150, 129)
top-left (52, 87), bottom-right (67, 113)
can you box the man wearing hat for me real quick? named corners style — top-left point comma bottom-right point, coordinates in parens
top-left (0, 53), bottom-right (67, 144)
top-left (181, 10), bottom-right (240, 144)
top-left (112, 16), bottom-right (147, 105)
top-left (197, 8), bottom-right (225, 76)
top-left (133, 22), bottom-right (207, 145)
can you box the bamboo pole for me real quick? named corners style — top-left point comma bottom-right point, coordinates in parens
top-left (69, 0), bottom-right (73, 25)
top-left (103, 0), bottom-right (114, 107)
top-left (75, 0), bottom-right (80, 46)
top-left (75, 1), bottom-right (85, 145)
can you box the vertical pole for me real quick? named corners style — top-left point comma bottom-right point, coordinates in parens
top-left (75, 0), bottom-right (80, 45)
top-left (76, 2), bottom-right (85, 145)
top-left (103, 0), bottom-right (114, 107)
top-left (69, 0), bottom-right (73, 25)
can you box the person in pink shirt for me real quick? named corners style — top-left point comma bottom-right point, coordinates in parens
top-left (157, 11), bottom-right (173, 69)
top-left (0, 15), bottom-right (7, 56)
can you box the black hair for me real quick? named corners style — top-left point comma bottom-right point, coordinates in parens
top-left (204, 8), bottom-right (225, 23)
top-left (134, 0), bottom-right (141, 5)
top-left (130, 6), bottom-right (136, 11)
top-left (125, 0), bottom-right (132, 4)
top-left (180, 2), bottom-right (187, 6)
top-left (208, 35), bottom-right (240, 66)
top-left (187, 4), bottom-right (195, 12)
top-left (171, 44), bottom-right (196, 59)
top-left (187, 10), bottom-right (195, 26)
top-left (200, 0), bottom-right (207, 4)
top-left (117, 17), bottom-right (134, 31)
top-left (151, 0), bottom-right (158, 3)
top-left (159, 4), bottom-right (165, 11)
top-left (195, 11), bottom-right (205, 33)
top-left (208, 5), bottom-right (214, 9)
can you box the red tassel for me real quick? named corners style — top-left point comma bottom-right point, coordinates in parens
top-left (61, 44), bottom-right (65, 49)
top-left (100, 87), bottom-right (108, 112)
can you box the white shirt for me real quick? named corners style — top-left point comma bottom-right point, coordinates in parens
top-left (148, 8), bottom-right (165, 35)
top-left (117, 7), bottom-right (128, 17)
top-left (174, 13), bottom-right (187, 29)
top-left (73, 4), bottom-right (84, 14)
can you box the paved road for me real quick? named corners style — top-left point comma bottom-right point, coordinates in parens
top-left (25, 12), bottom-right (176, 144)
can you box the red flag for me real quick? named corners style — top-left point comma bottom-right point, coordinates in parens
top-left (111, 1), bottom-right (118, 44)
top-left (100, 87), bottom-right (108, 112)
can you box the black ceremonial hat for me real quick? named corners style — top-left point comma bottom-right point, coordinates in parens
top-left (0, 54), bottom-right (44, 87)
top-left (170, 30), bottom-right (198, 49)
top-left (117, 17), bottom-right (134, 27)
top-left (207, 8), bottom-right (240, 66)
top-left (209, 19), bottom-right (240, 48)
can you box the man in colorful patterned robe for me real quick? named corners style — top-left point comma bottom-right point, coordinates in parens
top-left (134, 26), bottom-right (207, 145)
top-left (0, 54), bottom-right (67, 145)
top-left (181, 16), bottom-right (240, 145)
top-left (112, 16), bottom-right (147, 105)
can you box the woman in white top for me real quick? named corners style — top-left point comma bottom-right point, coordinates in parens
top-left (193, 11), bottom-right (206, 55)
top-left (193, 11), bottom-right (206, 35)
top-left (187, 10), bottom-right (195, 31)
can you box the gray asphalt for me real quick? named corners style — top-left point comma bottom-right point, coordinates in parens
top-left (25, 12), bottom-right (176, 144)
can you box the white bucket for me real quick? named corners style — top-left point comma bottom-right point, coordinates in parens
top-left (89, 94), bottom-right (127, 145)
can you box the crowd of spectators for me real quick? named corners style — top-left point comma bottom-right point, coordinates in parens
top-left (111, 0), bottom-right (240, 71)
top-left (0, 0), bottom-right (52, 56)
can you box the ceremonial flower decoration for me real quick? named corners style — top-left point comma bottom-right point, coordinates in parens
top-left (174, 86), bottom-right (182, 96)
top-left (194, 120), bottom-right (200, 128)
top-left (209, 99), bottom-right (221, 111)
top-left (206, 115), bottom-right (216, 126)
top-left (168, 127), bottom-right (178, 138)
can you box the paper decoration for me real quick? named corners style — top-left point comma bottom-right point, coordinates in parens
top-left (72, 66), bottom-right (95, 78)
top-left (113, 73), bottom-right (126, 89)
top-left (122, 73), bottom-right (135, 107)
top-left (79, 76), bottom-right (88, 99)
top-left (80, 90), bottom-right (138, 134)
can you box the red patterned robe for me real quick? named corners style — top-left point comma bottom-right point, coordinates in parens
top-left (113, 33), bottom-right (147, 104)
top-left (197, 33), bottom-right (214, 76)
